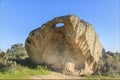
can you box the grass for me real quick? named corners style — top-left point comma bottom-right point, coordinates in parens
top-left (0, 65), bottom-right (50, 79)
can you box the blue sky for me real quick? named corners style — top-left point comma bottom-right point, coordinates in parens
top-left (0, 0), bottom-right (120, 52)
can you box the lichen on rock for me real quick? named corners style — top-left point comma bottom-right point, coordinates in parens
top-left (25, 15), bottom-right (103, 76)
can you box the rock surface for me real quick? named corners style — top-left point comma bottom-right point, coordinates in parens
top-left (25, 15), bottom-right (103, 76)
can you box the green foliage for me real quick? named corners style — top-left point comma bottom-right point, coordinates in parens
top-left (0, 43), bottom-right (51, 79)
top-left (0, 65), bottom-right (50, 79)
top-left (0, 49), bottom-right (5, 58)
top-left (95, 51), bottom-right (120, 78)
top-left (0, 57), bottom-right (50, 79)
top-left (0, 54), bottom-right (17, 73)
top-left (6, 43), bottom-right (28, 59)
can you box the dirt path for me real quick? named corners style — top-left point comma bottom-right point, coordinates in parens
top-left (30, 71), bottom-right (81, 79)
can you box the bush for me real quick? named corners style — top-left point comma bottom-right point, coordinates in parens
top-left (6, 43), bottom-right (28, 59)
top-left (95, 51), bottom-right (120, 78)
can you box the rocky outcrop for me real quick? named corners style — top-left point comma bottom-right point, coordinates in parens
top-left (25, 15), bottom-right (103, 76)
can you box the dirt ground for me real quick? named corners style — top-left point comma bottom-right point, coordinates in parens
top-left (30, 71), bottom-right (81, 79)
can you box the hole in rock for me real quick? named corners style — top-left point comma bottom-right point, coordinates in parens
top-left (56, 23), bottom-right (65, 27)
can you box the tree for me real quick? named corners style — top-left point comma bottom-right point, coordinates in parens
top-left (0, 49), bottom-right (5, 58)
top-left (6, 43), bottom-right (27, 58)
top-left (6, 49), bottom-right (14, 56)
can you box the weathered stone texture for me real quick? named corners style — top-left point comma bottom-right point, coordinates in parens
top-left (25, 15), bottom-right (103, 76)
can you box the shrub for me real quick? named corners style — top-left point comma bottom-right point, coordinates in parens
top-left (95, 51), bottom-right (120, 78)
